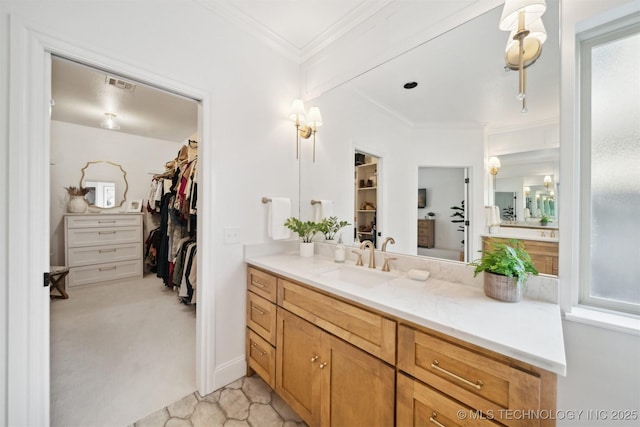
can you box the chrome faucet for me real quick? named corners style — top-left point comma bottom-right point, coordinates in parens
top-left (359, 240), bottom-right (376, 269)
top-left (382, 236), bottom-right (395, 252)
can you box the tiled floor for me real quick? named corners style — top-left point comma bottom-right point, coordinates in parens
top-left (134, 376), bottom-right (308, 427)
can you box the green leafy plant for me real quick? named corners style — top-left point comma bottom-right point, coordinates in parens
top-left (318, 216), bottom-right (351, 240)
top-left (450, 200), bottom-right (465, 245)
top-left (284, 217), bottom-right (319, 243)
top-left (540, 214), bottom-right (550, 225)
top-left (470, 239), bottom-right (538, 286)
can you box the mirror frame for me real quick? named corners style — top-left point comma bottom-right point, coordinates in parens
top-left (80, 160), bottom-right (129, 209)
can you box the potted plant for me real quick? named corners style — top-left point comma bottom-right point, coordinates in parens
top-left (539, 214), bottom-right (550, 226)
top-left (318, 216), bottom-right (350, 241)
top-left (470, 239), bottom-right (538, 302)
top-left (284, 217), bottom-right (320, 257)
top-left (65, 186), bottom-right (90, 213)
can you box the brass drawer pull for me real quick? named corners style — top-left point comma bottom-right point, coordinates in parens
top-left (429, 412), bottom-right (446, 427)
top-left (319, 362), bottom-right (328, 369)
top-left (99, 231), bottom-right (116, 235)
top-left (251, 342), bottom-right (266, 356)
top-left (99, 249), bottom-right (117, 253)
top-left (251, 304), bottom-right (266, 315)
top-left (310, 355), bottom-right (319, 363)
top-left (99, 266), bottom-right (117, 271)
top-left (251, 280), bottom-right (267, 289)
top-left (98, 220), bottom-right (116, 223)
top-left (431, 360), bottom-right (483, 390)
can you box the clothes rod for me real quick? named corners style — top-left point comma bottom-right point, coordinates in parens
top-left (261, 197), bottom-right (271, 204)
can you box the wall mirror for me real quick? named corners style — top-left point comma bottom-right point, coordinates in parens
top-left (80, 160), bottom-right (128, 209)
top-left (299, 0), bottom-right (559, 262)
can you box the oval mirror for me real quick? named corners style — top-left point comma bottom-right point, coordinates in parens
top-left (80, 160), bottom-right (128, 209)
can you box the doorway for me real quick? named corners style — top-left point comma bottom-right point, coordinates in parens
top-left (354, 150), bottom-right (380, 247)
top-left (49, 55), bottom-right (201, 425)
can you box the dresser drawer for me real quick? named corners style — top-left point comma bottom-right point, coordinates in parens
top-left (278, 278), bottom-right (396, 364)
top-left (68, 259), bottom-right (142, 287)
top-left (66, 214), bottom-right (142, 228)
top-left (398, 325), bottom-right (544, 427)
top-left (246, 291), bottom-right (276, 345)
top-left (247, 267), bottom-right (277, 302)
top-left (67, 226), bottom-right (141, 248)
top-left (397, 373), bottom-right (501, 427)
top-left (67, 242), bottom-right (142, 267)
top-left (247, 328), bottom-right (276, 388)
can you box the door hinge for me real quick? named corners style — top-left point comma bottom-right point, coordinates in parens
top-left (464, 221), bottom-right (470, 226)
top-left (464, 178), bottom-right (470, 184)
top-left (44, 272), bottom-right (50, 287)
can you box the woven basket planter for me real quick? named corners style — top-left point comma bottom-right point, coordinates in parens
top-left (483, 273), bottom-right (523, 302)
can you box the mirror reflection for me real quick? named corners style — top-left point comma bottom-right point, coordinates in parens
top-left (299, 1), bottom-right (559, 265)
top-left (80, 161), bottom-right (128, 209)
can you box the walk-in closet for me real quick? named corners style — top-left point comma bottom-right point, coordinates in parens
top-left (48, 56), bottom-right (200, 426)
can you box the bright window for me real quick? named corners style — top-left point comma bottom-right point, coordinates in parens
top-left (579, 18), bottom-right (640, 316)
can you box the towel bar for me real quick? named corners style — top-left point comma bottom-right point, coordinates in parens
top-left (261, 197), bottom-right (272, 204)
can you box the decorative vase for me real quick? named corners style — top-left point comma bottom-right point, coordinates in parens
top-left (483, 273), bottom-right (523, 302)
top-left (67, 195), bottom-right (88, 213)
top-left (299, 242), bottom-right (314, 257)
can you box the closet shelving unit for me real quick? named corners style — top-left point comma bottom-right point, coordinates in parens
top-left (354, 156), bottom-right (378, 246)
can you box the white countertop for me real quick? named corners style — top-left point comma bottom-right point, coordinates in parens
top-left (245, 252), bottom-right (566, 376)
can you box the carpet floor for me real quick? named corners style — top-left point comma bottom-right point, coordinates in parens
top-left (50, 273), bottom-right (196, 427)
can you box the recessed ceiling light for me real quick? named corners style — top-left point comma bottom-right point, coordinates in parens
top-left (403, 82), bottom-right (418, 89)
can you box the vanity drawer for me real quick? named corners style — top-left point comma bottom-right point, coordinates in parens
top-left (68, 259), bottom-right (143, 287)
top-left (278, 278), bottom-right (396, 364)
top-left (67, 226), bottom-right (141, 248)
top-left (247, 267), bottom-right (277, 302)
top-left (246, 328), bottom-right (276, 388)
top-left (66, 214), bottom-right (142, 229)
top-left (67, 242), bottom-right (142, 267)
top-left (397, 373), bottom-right (501, 427)
top-left (398, 324), bottom-right (545, 427)
top-left (246, 291), bottom-right (277, 345)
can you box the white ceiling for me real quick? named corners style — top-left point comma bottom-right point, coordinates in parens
top-left (51, 0), bottom-right (560, 139)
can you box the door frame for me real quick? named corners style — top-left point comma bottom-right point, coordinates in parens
top-left (6, 15), bottom-right (215, 425)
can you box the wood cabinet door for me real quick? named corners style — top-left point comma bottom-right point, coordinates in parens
top-left (321, 333), bottom-right (395, 427)
top-left (276, 308), bottom-right (322, 427)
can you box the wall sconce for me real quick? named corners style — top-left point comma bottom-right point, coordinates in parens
top-left (289, 99), bottom-right (322, 163)
top-left (543, 175), bottom-right (553, 190)
top-left (524, 186), bottom-right (531, 196)
top-left (488, 156), bottom-right (501, 189)
top-left (100, 112), bottom-right (120, 130)
top-left (499, 0), bottom-right (547, 113)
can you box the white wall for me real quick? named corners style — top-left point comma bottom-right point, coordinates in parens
top-left (418, 167), bottom-right (465, 251)
top-left (49, 121), bottom-right (184, 266)
top-left (0, 1), bottom-right (300, 420)
top-left (558, 1), bottom-right (640, 425)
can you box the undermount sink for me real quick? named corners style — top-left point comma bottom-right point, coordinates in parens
top-left (318, 265), bottom-right (399, 287)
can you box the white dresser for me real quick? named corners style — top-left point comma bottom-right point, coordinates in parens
top-left (64, 213), bottom-right (144, 287)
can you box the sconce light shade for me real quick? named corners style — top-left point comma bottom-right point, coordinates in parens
top-left (544, 175), bottom-right (552, 186)
top-left (307, 106), bottom-right (323, 127)
top-left (488, 156), bottom-right (501, 175)
top-left (289, 99), bottom-right (306, 123)
top-left (499, 0), bottom-right (547, 31)
top-left (524, 186), bottom-right (531, 195)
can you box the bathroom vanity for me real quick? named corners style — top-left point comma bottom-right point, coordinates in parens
top-left (245, 252), bottom-right (565, 427)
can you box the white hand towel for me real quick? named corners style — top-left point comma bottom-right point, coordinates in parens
top-left (268, 198), bottom-right (291, 240)
top-left (314, 200), bottom-right (334, 222)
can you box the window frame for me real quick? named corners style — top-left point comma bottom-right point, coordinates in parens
top-left (577, 16), bottom-right (640, 316)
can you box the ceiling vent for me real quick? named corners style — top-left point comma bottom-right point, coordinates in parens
top-left (105, 75), bottom-right (136, 92)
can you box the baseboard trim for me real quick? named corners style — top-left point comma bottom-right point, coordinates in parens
top-left (212, 355), bottom-right (246, 391)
